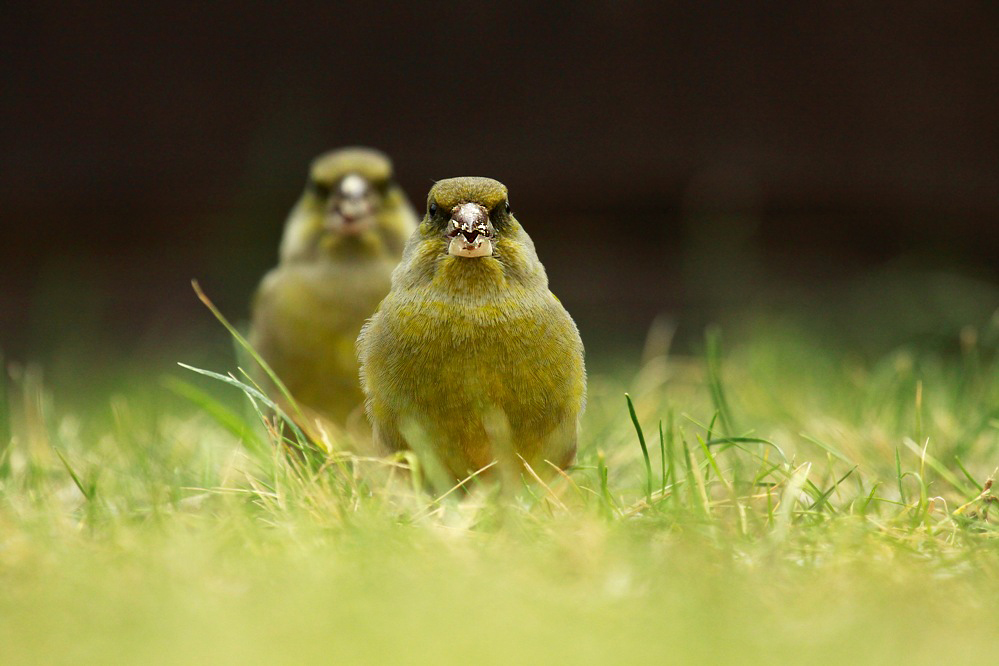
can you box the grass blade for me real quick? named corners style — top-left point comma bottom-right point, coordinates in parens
top-left (954, 455), bottom-right (984, 493)
top-left (901, 437), bottom-right (974, 497)
top-left (162, 375), bottom-right (265, 454)
top-left (658, 418), bottom-right (666, 495)
top-left (808, 466), bottom-right (857, 513)
top-left (53, 447), bottom-right (94, 502)
top-left (190, 280), bottom-right (309, 432)
top-left (703, 436), bottom-right (788, 463)
top-left (705, 326), bottom-right (735, 436)
top-left (798, 432), bottom-right (854, 466)
top-left (177, 363), bottom-right (309, 449)
top-left (895, 447), bottom-right (905, 503)
top-left (775, 463), bottom-right (811, 538)
top-left (596, 450), bottom-right (619, 516)
top-left (625, 393), bottom-right (653, 502)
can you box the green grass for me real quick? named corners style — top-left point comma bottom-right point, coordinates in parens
top-left (3, 310), bottom-right (999, 664)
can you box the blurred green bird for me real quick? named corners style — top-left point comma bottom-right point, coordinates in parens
top-left (357, 177), bottom-right (586, 482)
top-left (250, 147), bottom-right (418, 438)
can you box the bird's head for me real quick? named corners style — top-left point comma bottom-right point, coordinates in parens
top-left (395, 177), bottom-right (546, 295)
top-left (280, 147), bottom-right (415, 262)
top-left (426, 177), bottom-right (511, 259)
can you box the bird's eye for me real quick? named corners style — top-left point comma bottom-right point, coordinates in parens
top-left (429, 202), bottom-right (438, 216)
top-left (310, 180), bottom-right (331, 199)
top-left (504, 201), bottom-right (511, 215)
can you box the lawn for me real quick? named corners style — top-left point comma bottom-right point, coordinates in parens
top-left (2, 274), bottom-right (999, 665)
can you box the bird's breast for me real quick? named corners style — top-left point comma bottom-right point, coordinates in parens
top-left (373, 290), bottom-right (584, 422)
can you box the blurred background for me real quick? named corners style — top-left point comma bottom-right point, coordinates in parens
top-left (2, 2), bottom-right (998, 388)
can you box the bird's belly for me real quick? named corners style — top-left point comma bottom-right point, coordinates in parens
top-left (382, 299), bottom-right (582, 470)
top-left (256, 264), bottom-right (393, 421)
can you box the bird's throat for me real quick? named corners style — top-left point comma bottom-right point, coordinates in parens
top-left (433, 253), bottom-right (507, 298)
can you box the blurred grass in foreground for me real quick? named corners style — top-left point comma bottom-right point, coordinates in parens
top-left (3, 287), bottom-right (999, 664)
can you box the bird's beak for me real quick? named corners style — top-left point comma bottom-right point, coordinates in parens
top-left (446, 202), bottom-right (494, 258)
top-left (325, 173), bottom-right (376, 236)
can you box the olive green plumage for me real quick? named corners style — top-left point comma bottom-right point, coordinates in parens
top-left (250, 148), bottom-right (418, 432)
top-left (357, 176), bottom-right (586, 481)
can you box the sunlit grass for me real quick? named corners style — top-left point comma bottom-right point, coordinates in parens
top-left (3, 302), bottom-right (999, 664)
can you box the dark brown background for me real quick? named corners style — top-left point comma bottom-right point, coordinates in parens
top-left (3, 2), bottom-right (998, 367)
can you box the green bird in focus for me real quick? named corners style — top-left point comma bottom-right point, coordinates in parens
top-left (250, 147), bottom-right (417, 437)
top-left (357, 177), bottom-right (586, 482)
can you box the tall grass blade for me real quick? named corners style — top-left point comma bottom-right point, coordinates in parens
top-left (658, 418), bottom-right (666, 495)
top-left (190, 280), bottom-right (310, 432)
top-left (625, 393), bottom-right (653, 502)
top-left (705, 326), bottom-right (735, 436)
